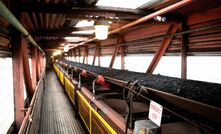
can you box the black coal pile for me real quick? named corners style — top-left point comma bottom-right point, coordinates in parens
top-left (60, 60), bottom-right (221, 108)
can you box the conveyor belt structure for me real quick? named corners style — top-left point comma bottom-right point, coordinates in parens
top-left (58, 60), bottom-right (221, 131)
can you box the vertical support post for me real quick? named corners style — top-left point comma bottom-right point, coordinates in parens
top-left (146, 24), bottom-right (179, 73)
top-left (31, 46), bottom-right (37, 89)
top-left (36, 50), bottom-right (40, 81)
top-left (109, 46), bottom-right (119, 68)
top-left (67, 51), bottom-right (69, 60)
top-left (92, 42), bottom-right (100, 65)
top-left (86, 47), bottom-right (88, 64)
top-left (69, 50), bottom-right (72, 61)
top-left (40, 52), bottom-right (42, 73)
top-left (83, 49), bottom-right (85, 64)
top-left (74, 49), bottom-right (76, 62)
top-left (92, 47), bottom-right (97, 65)
top-left (109, 36), bottom-right (124, 68)
top-left (72, 49), bottom-right (74, 61)
top-left (98, 46), bottom-right (100, 66)
top-left (121, 46), bottom-right (125, 70)
top-left (181, 23), bottom-right (187, 79)
top-left (83, 47), bottom-right (88, 64)
top-left (78, 48), bottom-right (80, 62)
top-left (11, 28), bottom-right (24, 132)
top-left (22, 40), bottom-right (34, 99)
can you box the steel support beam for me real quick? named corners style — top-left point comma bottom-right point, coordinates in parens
top-left (19, 2), bottom-right (146, 19)
top-left (32, 26), bottom-right (94, 36)
top-left (11, 29), bottom-right (24, 132)
top-left (78, 48), bottom-right (80, 62)
top-left (146, 24), bottom-right (179, 73)
top-left (69, 50), bottom-right (72, 61)
top-left (72, 0), bottom-right (192, 49)
top-left (97, 46), bottom-right (101, 66)
top-left (181, 23), bottom-right (187, 79)
top-left (22, 40), bottom-right (34, 99)
top-left (36, 50), bottom-right (40, 81)
top-left (109, 46), bottom-right (119, 68)
top-left (74, 49), bottom-right (76, 62)
top-left (83, 47), bottom-right (88, 64)
top-left (109, 36), bottom-right (124, 68)
top-left (92, 47), bottom-right (97, 65)
top-left (121, 46), bottom-right (125, 70)
top-left (92, 43), bottom-right (100, 65)
top-left (31, 47), bottom-right (37, 89)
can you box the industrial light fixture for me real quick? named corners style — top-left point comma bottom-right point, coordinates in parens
top-left (53, 52), bottom-right (57, 56)
top-left (64, 45), bottom-right (69, 52)
top-left (94, 20), bottom-right (109, 40)
top-left (57, 50), bottom-right (61, 55)
top-left (154, 16), bottom-right (166, 22)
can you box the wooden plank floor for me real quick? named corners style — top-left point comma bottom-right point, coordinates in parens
top-left (39, 69), bottom-right (85, 134)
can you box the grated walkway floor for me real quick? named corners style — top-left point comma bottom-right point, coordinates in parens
top-left (39, 69), bottom-right (84, 134)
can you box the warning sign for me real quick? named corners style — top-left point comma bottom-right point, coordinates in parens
top-left (148, 100), bottom-right (163, 126)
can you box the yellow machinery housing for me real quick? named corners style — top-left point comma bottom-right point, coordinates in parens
top-left (53, 64), bottom-right (117, 134)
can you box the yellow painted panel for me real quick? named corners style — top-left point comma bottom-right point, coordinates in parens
top-left (64, 76), bottom-right (75, 103)
top-left (91, 107), bottom-right (117, 134)
top-left (59, 71), bottom-right (64, 85)
top-left (77, 91), bottom-right (90, 132)
top-left (77, 91), bottom-right (117, 134)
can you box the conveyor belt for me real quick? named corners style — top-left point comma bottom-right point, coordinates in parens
top-left (39, 69), bottom-right (84, 134)
top-left (61, 59), bottom-right (221, 109)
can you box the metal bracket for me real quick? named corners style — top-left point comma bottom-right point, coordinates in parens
top-left (78, 73), bottom-right (81, 90)
top-left (92, 77), bottom-right (98, 100)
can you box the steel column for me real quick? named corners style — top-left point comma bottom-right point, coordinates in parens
top-left (11, 29), bottom-right (24, 132)
top-left (92, 42), bottom-right (100, 65)
top-left (74, 49), bottom-right (76, 62)
top-left (31, 46), bottom-right (37, 90)
top-left (109, 46), bottom-right (119, 68)
top-left (98, 46), bottom-right (101, 66)
top-left (121, 46), bottom-right (125, 70)
top-left (22, 40), bottom-right (34, 99)
top-left (92, 47), bottom-right (97, 65)
top-left (181, 23), bottom-right (187, 79)
top-left (85, 47), bottom-right (88, 64)
top-left (109, 37), bottom-right (125, 68)
top-left (83, 47), bottom-right (88, 64)
top-left (146, 24), bottom-right (179, 73)
top-left (36, 50), bottom-right (40, 81)
top-left (78, 48), bottom-right (80, 62)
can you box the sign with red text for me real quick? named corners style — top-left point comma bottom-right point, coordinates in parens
top-left (148, 100), bottom-right (163, 126)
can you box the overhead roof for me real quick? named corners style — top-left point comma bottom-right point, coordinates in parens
top-left (0, 0), bottom-right (221, 55)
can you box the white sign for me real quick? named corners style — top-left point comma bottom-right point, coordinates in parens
top-left (148, 100), bottom-right (163, 126)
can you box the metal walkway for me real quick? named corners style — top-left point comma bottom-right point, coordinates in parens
top-left (38, 69), bottom-right (85, 134)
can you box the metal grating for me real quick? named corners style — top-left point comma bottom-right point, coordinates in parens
top-left (30, 69), bottom-right (84, 134)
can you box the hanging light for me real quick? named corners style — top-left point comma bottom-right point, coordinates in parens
top-left (64, 45), bottom-right (69, 52)
top-left (94, 20), bottom-right (109, 40)
top-left (53, 51), bottom-right (57, 56)
top-left (57, 50), bottom-right (61, 55)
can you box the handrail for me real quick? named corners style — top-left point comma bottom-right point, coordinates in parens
top-left (18, 69), bottom-right (46, 134)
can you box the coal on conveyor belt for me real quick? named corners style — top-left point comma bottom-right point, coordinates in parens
top-left (60, 60), bottom-right (221, 108)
